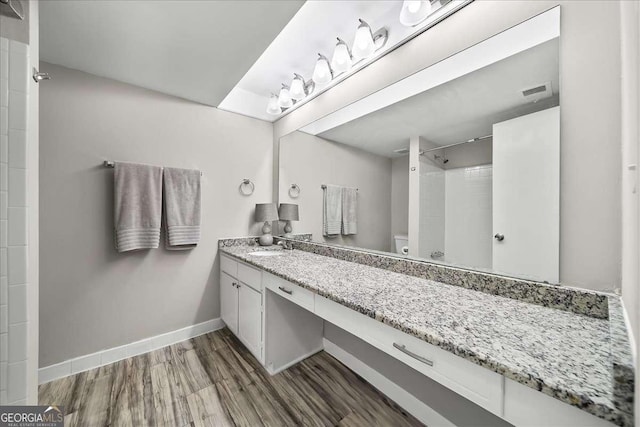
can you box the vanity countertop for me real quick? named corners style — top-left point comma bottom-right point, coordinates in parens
top-left (220, 245), bottom-right (632, 427)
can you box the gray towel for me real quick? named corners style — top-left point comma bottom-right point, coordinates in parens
top-left (163, 167), bottom-right (201, 250)
top-left (114, 162), bottom-right (163, 252)
top-left (323, 185), bottom-right (342, 237)
top-left (342, 187), bottom-right (358, 235)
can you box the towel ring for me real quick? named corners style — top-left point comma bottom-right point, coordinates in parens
top-left (289, 184), bottom-right (301, 198)
top-left (239, 179), bottom-right (255, 196)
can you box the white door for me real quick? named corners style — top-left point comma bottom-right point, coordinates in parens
top-left (492, 106), bottom-right (560, 283)
top-left (220, 272), bottom-right (238, 334)
top-left (238, 283), bottom-right (262, 361)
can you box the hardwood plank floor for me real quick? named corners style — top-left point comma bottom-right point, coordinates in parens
top-left (39, 329), bottom-right (423, 427)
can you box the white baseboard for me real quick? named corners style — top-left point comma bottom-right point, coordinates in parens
top-left (266, 346), bottom-right (324, 375)
top-left (39, 318), bottom-right (224, 384)
top-left (323, 338), bottom-right (455, 427)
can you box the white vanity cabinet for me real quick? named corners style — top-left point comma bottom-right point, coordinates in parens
top-left (220, 254), bottom-right (263, 363)
top-left (219, 254), bottom-right (619, 427)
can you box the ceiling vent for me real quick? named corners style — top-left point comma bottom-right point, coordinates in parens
top-left (521, 82), bottom-right (552, 103)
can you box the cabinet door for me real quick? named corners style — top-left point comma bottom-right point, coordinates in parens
top-left (220, 272), bottom-right (238, 335)
top-left (238, 283), bottom-right (262, 361)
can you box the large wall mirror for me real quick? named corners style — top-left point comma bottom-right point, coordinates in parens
top-left (279, 8), bottom-right (561, 284)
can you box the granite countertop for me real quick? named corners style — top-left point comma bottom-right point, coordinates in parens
top-left (220, 245), bottom-right (632, 427)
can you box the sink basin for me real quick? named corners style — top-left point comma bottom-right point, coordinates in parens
top-left (247, 251), bottom-right (284, 257)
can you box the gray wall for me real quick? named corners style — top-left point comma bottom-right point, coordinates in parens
top-left (279, 131), bottom-right (392, 252)
top-left (39, 63), bottom-right (273, 366)
top-left (324, 323), bottom-right (512, 427)
top-left (275, 1), bottom-right (623, 293)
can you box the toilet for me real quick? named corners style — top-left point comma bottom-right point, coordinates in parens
top-left (394, 235), bottom-right (409, 255)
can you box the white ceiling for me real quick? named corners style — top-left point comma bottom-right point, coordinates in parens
top-left (39, 0), bottom-right (304, 107)
top-left (318, 39), bottom-right (560, 158)
top-left (218, 0), bottom-right (468, 122)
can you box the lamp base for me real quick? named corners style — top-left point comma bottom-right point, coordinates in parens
top-left (259, 234), bottom-right (273, 246)
top-left (283, 220), bottom-right (293, 237)
top-left (259, 221), bottom-right (273, 246)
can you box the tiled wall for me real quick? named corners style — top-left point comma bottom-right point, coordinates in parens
top-left (0, 37), bottom-right (29, 405)
top-left (418, 157), bottom-right (445, 260)
top-left (445, 165), bottom-right (492, 269)
top-left (418, 162), bottom-right (493, 269)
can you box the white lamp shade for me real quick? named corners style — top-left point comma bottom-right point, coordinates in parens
top-left (331, 41), bottom-right (352, 74)
top-left (266, 94), bottom-right (281, 115)
top-left (312, 55), bottom-right (332, 84)
top-left (290, 75), bottom-right (306, 100)
top-left (399, 0), bottom-right (433, 26)
top-left (352, 20), bottom-right (375, 60)
top-left (277, 86), bottom-right (293, 108)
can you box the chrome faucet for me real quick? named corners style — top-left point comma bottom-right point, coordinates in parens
top-left (277, 240), bottom-right (294, 250)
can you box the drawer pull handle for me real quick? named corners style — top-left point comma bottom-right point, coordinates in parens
top-left (393, 343), bottom-right (434, 367)
top-left (232, 282), bottom-right (237, 288)
top-left (278, 286), bottom-right (293, 295)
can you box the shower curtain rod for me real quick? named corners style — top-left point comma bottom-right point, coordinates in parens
top-left (420, 134), bottom-right (492, 154)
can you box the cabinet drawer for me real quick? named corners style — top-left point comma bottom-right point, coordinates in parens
top-left (238, 262), bottom-right (262, 292)
top-left (221, 254), bottom-right (237, 277)
top-left (263, 273), bottom-right (314, 312)
top-left (315, 295), bottom-right (504, 417)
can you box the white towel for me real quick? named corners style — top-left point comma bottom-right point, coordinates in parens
top-left (114, 162), bottom-right (163, 252)
top-left (342, 187), bottom-right (358, 235)
top-left (323, 185), bottom-right (342, 237)
top-left (163, 167), bottom-right (202, 250)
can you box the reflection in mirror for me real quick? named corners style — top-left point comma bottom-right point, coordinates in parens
top-left (279, 22), bottom-right (560, 284)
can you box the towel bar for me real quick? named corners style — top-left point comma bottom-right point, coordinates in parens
top-left (103, 160), bottom-right (202, 175)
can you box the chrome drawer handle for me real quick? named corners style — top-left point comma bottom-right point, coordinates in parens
top-left (393, 343), bottom-right (434, 367)
top-left (278, 286), bottom-right (293, 295)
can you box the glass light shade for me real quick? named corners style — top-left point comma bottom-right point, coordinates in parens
top-left (312, 54), bottom-right (333, 84)
top-left (399, 0), bottom-right (433, 27)
top-left (331, 40), bottom-right (352, 74)
top-left (277, 86), bottom-right (293, 109)
top-left (266, 94), bottom-right (281, 115)
top-left (352, 20), bottom-right (375, 60)
top-left (289, 75), bottom-right (306, 101)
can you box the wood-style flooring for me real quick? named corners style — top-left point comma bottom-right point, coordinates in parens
top-left (39, 328), bottom-right (423, 427)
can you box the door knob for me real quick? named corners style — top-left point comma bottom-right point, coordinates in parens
top-left (494, 233), bottom-right (505, 241)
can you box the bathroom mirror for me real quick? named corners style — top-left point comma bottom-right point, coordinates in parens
top-left (279, 9), bottom-right (561, 283)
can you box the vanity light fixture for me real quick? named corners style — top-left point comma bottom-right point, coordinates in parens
top-left (331, 38), bottom-right (353, 74)
top-left (266, 19), bottom-right (388, 116)
top-left (277, 84), bottom-right (294, 109)
top-left (266, 93), bottom-right (282, 115)
top-left (312, 53), bottom-right (333, 85)
top-left (352, 19), bottom-right (376, 60)
top-left (399, 0), bottom-right (434, 27)
top-left (290, 73), bottom-right (315, 101)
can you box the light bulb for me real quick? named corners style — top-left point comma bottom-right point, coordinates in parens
top-left (399, 0), bottom-right (433, 27)
top-left (352, 19), bottom-right (375, 60)
top-left (312, 53), bottom-right (333, 84)
top-left (277, 85), bottom-right (293, 109)
top-left (266, 94), bottom-right (281, 115)
top-left (331, 38), bottom-right (352, 74)
top-left (290, 74), bottom-right (306, 100)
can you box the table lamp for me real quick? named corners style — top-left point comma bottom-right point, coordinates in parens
top-left (278, 203), bottom-right (299, 237)
top-left (255, 203), bottom-right (279, 246)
